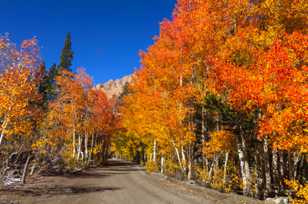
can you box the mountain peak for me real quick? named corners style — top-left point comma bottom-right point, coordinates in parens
top-left (96, 75), bottom-right (132, 99)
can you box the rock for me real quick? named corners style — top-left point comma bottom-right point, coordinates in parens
top-left (186, 180), bottom-right (196, 185)
top-left (265, 197), bottom-right (289, 204)
top-left (96, 75), bottom-right (132, 99)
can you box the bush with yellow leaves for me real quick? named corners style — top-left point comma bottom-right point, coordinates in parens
top-left (145, 160), bottom-right (158, 173)
top-left (285, 179), bottom-right (308, 204)
top-left (164, 159), bottom-right (181, 177)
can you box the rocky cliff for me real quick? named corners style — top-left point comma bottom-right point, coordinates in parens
top-left (96, 75), bottom-right (132, 99)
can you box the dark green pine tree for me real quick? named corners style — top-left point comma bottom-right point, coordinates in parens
top-left (59, 32), bottom-right (74, 71)
top-left (38, 33), bottom-right (74, 105)
top-left (38, 63), bottom-right (59, 106)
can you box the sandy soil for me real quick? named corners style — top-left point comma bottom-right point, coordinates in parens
top-left (0, 160), bottom-right (267, 204)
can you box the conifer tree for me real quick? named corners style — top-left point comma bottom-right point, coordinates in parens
top-left (59, 32), bottom-right (73, 71)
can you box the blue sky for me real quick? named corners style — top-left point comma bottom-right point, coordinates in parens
top-left (0, 0), bottom-right (176, 84)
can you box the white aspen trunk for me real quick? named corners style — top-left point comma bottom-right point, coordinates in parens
top-left (208, 161), bottom-right (214, 181)
top-left (0, 119), bottom-right (8, 145)
top-left (201, 106), bottom-right (207, 169)
top-left (77, 135), bottom-right (82, 161)
top-left (173, 141), bottom-right (184, 172)
top-left (176, 148), bottom-right (184, 171)
top-left (293, 153), bottom-right (300, 179)
top-left (240, 130), bottom-right (251, 196)
top-left (160, 156), bottom-right (165, 174)
top-left (0, 131), bottom-right (5, 146)
top-left (153, 140), bottom-right (157, 162)
top-left (278, 151), bottom-right (285, 193)
top-left (237, 137), bottom-right (250, 195)
top-left (187, 159), bottom-right (192, 180)
top-left (30, 163), bottom-right (36, 176)
top-left (205, 157), bottom-right (209, 172)
top-left (272, 149), bottom-right (279, 194)
top-left (187, 143), bottom-right (193, 181)
top-left (238, 146), bottom-right (248, 195)
top-left (89, 134), bottom-right (95, 161)
top-left (72, 108), bottom-right (77, 159)
top-left (255, 110), bottom-right (263, 198)
top-left (223, 152), bottom-right (229, 188)
top-left (244, 159), bottom-right (251, 191)
top-left (84, 133), bottom-right (88, 161)
top-left (72, 127), bottom-right (76, 158)
top-left (80, 152), bottom-right (84, 161)
top-left (181, 146), bottom-right (187, 172)
top-left (21, 155), bottom-right (31, 184)
top-left (263, 137), bottom-right (272, 197)
top-left (279, 152), bottom-right (284, 179)
top-left (208, 155), bottom-right (218, 181)
top-left (255, 144), bottom-right (264, 199)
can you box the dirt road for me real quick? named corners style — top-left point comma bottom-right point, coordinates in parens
top-left (0, 160), bottom-right (265, 204)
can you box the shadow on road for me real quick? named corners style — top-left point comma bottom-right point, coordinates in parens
top-left (105, 160), bottom-right (137, 167)
top-left (0, 186), bottom-right (121, 197)
top-left (62, 170), bottom-right (129, 178)
top-left (0, 160), bottom-right (136, 200)
top-left (104, 160), bottom-right (144, 172)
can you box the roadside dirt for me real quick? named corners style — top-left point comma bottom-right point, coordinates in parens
top-left (0, 160), bottom-right (267, 204)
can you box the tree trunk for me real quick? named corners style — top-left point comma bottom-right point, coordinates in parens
top-left (201, 106), bottom-right (208, 170)
top-left (278, 151), bottom-right (285, 192)
top-left (0, 119), bottom-right (8, 145)
top-left (21, 155), bottom-right (31, 184)
top-left (272, 149), bottom-right (279, 195)
top-left (181, 146), bottom-right (187, 173)
top-left (77, 135), bottom-right (82, 161)
top-left (72, 127), bottom-right (76, 158)
top-left (237, 130), bottom-right (251, 196)
top-left (298, 155), bottom-right (305, 183)
top-left (263, 137), bottom-right (272, 198)
top-left (89, 134), bottom-right (95, 161)
top-left (223, 152), bottom-right (229, 189)
top-left (173, 141), bottom-right (184, 172)
top-left (205, 157), bottom-right (209, 172)
top-left (293, 152), bottom-right (300, 179)
top-left (101, 137), bottom-right (110, 163)
top-left (201, 106), bottom-right (206, 159)
top-left (30, 163), bottom-right (36, 176)
top-left (255, 143), bottom-right (264, 199)
top-left (153, 140), bottom-right (157, 162)
top-left (238, 146), bottom-right (248, 195)
top-left (187, 159), bottom-right (192, 180)
top-left (84, 133), bottom-right (88, 161)
top-left (160, 156), bottom-right (165, 174)
top-left (208, 155), bottom-right (218, 182)
top-left (288, 152), bottom-right (292, 179)
top-left (0, 131), bottom-right (4, 146)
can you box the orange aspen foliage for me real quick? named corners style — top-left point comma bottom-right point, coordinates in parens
top-left (0, 37), bottom-right (42, 146)
top-left (203, 130), bottom-right (234, 157)
top-left (0, 67), bottom-right (41, 145)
